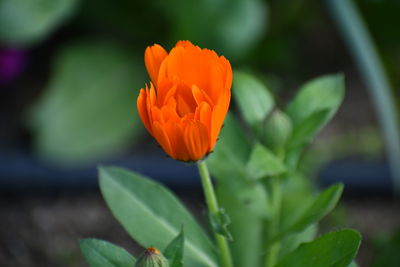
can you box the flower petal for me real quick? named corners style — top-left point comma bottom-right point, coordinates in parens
top-left (175, 40), bottom-right (196, 49)
top-left (137, 88), bottom-right (152, 135)
top-left (192, 85), bottom-right (214, 106)
top-left (220, 55), bottom-right (233, 91)
top-left (210, 89), bottom-right (230, 150)
top-left (152, 121), bottom-right (173, 158)
top-left (164, 121), bottom-right (190, 161)
top-left (145, 44), bottom-right (168, 85)
top-left (194, 102), bottom-right (212, 149)
top-left (184, 121), bottom-right (209, 161)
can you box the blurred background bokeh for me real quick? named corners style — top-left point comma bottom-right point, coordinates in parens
top-left (1, 0), bottom-right (400, 266)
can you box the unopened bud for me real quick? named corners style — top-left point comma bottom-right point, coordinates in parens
top-left (263, 109), bottom-right (292, 153)
top-left (135, 247), bottom-right (169, 267)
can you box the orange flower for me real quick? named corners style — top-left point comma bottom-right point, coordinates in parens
top-left (137, 41), bottom-right (232, 161)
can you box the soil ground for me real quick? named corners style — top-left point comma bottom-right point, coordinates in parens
top-left (0, 192), bottom-right (399, 267)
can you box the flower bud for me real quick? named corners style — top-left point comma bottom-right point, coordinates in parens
top-left (263, 109), bottom-right (292, 153)
top-left (135, 247), bottom-right (169, 267)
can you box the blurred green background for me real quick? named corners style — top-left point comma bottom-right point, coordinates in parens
top-left (1, 0), bottom-right (400, 266)
top-left (1, 0), bottom-right (399, 166)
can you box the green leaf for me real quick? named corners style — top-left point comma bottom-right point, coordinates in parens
top-left (207, 113), bottom-right (252, 182)
top-left (286, 74), bottom-right (344, 126)
top-left (207, 112), bottom-right (268, 266)
top-left (208, 113), bottom-right (271, 213)
top-left (272, 184), bottom-right (343, 242)
top-left (99, 166), bottom-right (217, 267)
top-left (236, 182), bottom-right (271, 218)
top-left (29, 41), bottom-right (145, 166)
top-left (277, 173), bottom-right (317, 256)
top-left (276, 229), bottom-right (361, 267)
top-left (80, 238), bottom-right (135, 267)
top-left (279, 224), bottom-right (318, 258)
top-left (287, 109), bottom-right (331, 149)
top-left (219, 177), bottom-right (271, 219)
top-left (217, 185), bottom-right (264, 267)
top-left (164, 229), bottom-right (184, 267)
top-left (209, 208), bottom-right (233, 241)
top-left (0, 0), bottom-right (78, 45)
top-left (284, 74), bottom-right (344, 169)
top-left (246, 143), bottom-right (286, 179)
top-left (280, 173), bottom-right (314, 230)
top-left (233, 71), bottom-right (274, 131)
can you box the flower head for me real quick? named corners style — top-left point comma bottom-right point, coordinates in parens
top-left (137, 41), bottom-right (232, 161)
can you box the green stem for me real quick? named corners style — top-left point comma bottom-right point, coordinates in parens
top-left (265, 176), bottom-right (282, 267)
top-left (197, 161), bottom-right (233, 267)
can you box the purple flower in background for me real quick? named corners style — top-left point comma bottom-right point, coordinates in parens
top-left (0, 48), bottom-right (26, 85)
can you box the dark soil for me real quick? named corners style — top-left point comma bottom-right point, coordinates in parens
top-left (0, 192), bottom-right (399, 267)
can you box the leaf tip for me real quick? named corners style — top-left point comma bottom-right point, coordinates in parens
top-left (98, 165), bottom-right (121, 180)
top-left (333, 182), bottom-right (345, 196)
